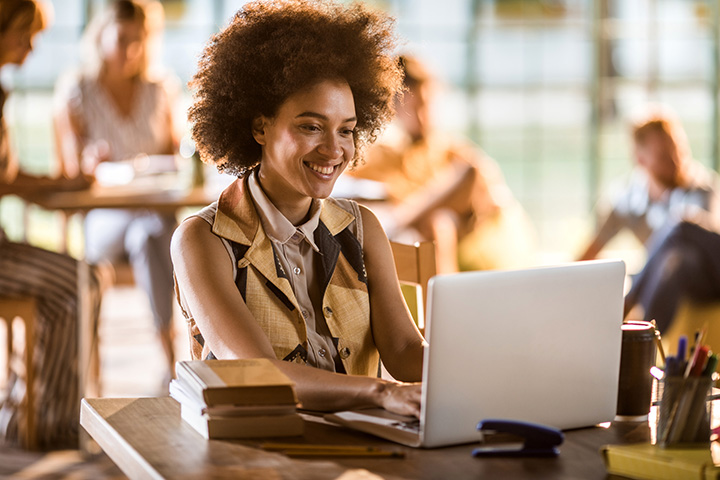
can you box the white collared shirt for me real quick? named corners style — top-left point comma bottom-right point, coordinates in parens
top-left (247, 171), bottom-right (341, 371)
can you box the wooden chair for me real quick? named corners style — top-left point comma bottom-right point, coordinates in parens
top-left (0, 296), bottom-right (37, 450)
top-left (108, 262), bottom-right (135, 286)
top-left (659, 300), bottom-right (720, 356)
top-left (390, 241), bottom-right (437, 334)
top-left (81, 258), bottom-right (134, 398)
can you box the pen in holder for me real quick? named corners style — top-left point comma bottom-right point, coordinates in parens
top-left (656, 375), bottom-right (713, 447)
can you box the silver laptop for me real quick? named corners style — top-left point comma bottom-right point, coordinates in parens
top-left (326, 260), bottom-right (626, 448)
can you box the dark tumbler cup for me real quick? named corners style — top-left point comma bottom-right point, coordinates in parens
top-left (616, 320), bottom-right (657, 421)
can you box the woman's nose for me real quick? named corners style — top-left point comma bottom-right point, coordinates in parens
top-left (317, 132), bottom-right (343, 159)
top-left (126, 41), bottom-right (143, 61)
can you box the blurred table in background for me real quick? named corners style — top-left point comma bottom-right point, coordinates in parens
top-left (30, 182), bottom-right (215, 213)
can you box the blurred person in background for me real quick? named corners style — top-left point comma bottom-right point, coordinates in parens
top-left (54, 0), bottom-right (178, 383)
top-left (579, 106), bottom-right (720, 333)
top-left (0, 0), bottom-right (101, 449)
top-left (348, 55), bottom-right (535, 273)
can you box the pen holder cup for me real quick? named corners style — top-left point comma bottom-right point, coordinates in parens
top-left (656, 376), bottom-right (713, 448)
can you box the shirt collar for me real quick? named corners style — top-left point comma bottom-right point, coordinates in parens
top-left (213, 174), bottom-right (356, 247)
top-left (247, 171), bottom-right (321, 251)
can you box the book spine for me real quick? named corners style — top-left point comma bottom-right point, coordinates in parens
top-left (203, 386), bottom-right (298, 407)
top-left (180, 404), bottom-right (304, 439)
top-left (206, 414), bottom-right (304, 439)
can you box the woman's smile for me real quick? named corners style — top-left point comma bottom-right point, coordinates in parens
top-left (304, 161), bottom-right (339, 177)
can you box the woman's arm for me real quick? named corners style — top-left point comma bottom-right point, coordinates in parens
top-left (53, 95), bottom-right (105, 178)
top-left (392, 161), bottom-right (478, 235)
top-left (3, 171), bottom-right (89, 197)
top-left (171, 216), bottom-right (422, 417)
top-left (577, 210), bottom-right (623, 261)
top-left (360, 205), bottom-right (425, 382)
top-left (1, 106), bottom-right (89, 195)
top-left (160, 78), bottom-right (180, 155)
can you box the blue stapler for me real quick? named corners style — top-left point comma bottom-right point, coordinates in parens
top-left (472, 419), bottom-right (564, 457)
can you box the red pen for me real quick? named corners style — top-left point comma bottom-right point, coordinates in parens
top-left (689, 346), bottom-right (710, 377)
top-left (684, 327), bottom-right (707, 378)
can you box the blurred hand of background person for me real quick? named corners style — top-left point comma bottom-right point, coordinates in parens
top-left (80, 139), bottom-right (110, 175)
top-left (348, 55), bottom-right (535, 273)
top-left (0, 170), bottom-right (90, 198)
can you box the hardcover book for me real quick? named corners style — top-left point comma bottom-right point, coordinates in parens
top-left (180, 404), bottom-right (304, 439)
top-left (169, 379), bottom-right (297, 417)
top-left (175, 359), bottom-right (299, 407)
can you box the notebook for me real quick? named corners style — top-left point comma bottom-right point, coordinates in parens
top-left (326, 260), bottom-right (626, 448)
top-left (602, 442), bottom-right (720, 480)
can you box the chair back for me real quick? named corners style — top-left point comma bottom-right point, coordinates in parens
top-left (390, 241), bottom-right (436, 331)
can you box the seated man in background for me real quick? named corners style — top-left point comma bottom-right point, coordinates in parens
top-left (349, 55), bottom-right (534, 273)
top-left (579, 106), bottom-right (720, 333)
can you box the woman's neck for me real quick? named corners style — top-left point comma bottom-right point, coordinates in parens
top-left (99, 68), bottom-right (138, 117)
top-left (100, 65), bottom-right (137, 86)
top-left (255, 171), bottom-right (313, 226)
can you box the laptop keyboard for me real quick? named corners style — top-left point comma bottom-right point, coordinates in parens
top-left (390, 418), bottom-right (420, 433)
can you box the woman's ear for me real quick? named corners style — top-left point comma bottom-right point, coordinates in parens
top-left (252, 116), bottom-right (267, 145)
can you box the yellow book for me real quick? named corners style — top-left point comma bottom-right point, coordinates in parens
top-left (601, 443), bottom-right (720, 480)
top-left (176, 359), bottom-right (299, 407)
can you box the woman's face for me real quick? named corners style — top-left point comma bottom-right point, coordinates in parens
top-left (396, 82), bottom-right (432, 142)
top-left (254, 78), bottom-right (357, 203)
top-left (0, 25), bottom-right (39, 67)
top-left (100, 19), bottom-right (146, 77)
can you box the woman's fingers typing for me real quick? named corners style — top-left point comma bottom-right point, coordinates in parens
top-left (381, 382), bottom-right (422, 418)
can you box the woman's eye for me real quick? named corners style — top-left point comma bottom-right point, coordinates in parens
top-left (340, 128), bottom-right (355, 136)
top-left (300, 124), bottom-right (321, 132)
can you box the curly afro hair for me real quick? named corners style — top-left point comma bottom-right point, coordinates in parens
top-left (188, 0), bottom-right (403, 176)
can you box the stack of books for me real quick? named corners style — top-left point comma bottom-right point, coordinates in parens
top-left (170, 358), bottom-right (304, 439)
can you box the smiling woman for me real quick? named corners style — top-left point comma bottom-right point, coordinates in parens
top-left (172, 0), bottom-right (425, 418)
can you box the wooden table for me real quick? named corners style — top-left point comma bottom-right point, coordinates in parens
top-left (80, 396), bottom-right (649, 480)
top-left (29, 182), bottom-right (215, 213)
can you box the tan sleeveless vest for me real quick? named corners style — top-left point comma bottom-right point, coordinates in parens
top-left (178, 177), bottom-right (379, 377)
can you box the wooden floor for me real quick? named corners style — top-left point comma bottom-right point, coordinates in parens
top-left (0, 448), bottom-right (126, 479)
top-left (1, 285), bottom-right (191, 479)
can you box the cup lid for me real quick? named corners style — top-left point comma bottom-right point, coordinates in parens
top-left (622, 320), bottom-right (655, 338)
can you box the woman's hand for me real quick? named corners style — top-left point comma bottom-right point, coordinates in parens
top-left (377, 381), bottom-right (422, 418)
top-left (81, 140), bottom-right (111, 174)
